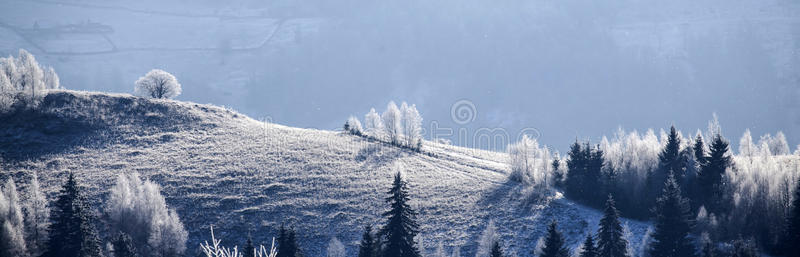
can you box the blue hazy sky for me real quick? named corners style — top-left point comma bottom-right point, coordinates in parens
top-left (1, 0), bottom-right (798, 152)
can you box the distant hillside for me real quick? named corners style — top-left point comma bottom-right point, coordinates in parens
top-left (0, 90), bottom-right (649, 257)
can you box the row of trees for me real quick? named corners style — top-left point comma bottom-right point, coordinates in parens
top-left (0, 49), bottom-right (61, 112)
top-left (345, 101), bottom-right (424, 150)
top-left (0, 172), bottom-right (188, 257)
top-left (546, 116), bottom-right (800, 255)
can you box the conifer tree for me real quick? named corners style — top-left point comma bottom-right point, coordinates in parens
top-left (244, 236), bottom-right (256, 257)
top-left (780, 176), bottom-right (800, 255)
top-left (490, 241), bottom-right (503, 257)
top-left (539, 220), bottom-right (569, 257)
top-left (380, 172), bottom-right (420, 257)
top-left (650, 126), bottom-right (686, 206)
top-left (565, 141), bottom-right (585, 199)
top-left (43, 172), bottom-right (103, 257)
top-left (692, 134), bottom-right (706, 168)
top-left (552, 158), bottom-right (563, 188)
top-left (112, 232), bottom-right (138, 257)
top-left (579, 234), bottom-right (598, 257)
top-left (697, 134), bottom-right (731, 213)
top-left (647, 173), bottom-right (695, 257)
top-left (597, 195), bottom-right (629, 257)
top-left (277, 226), bottom-right (302, 257)
top-left (359, 225), bottom-right (377, 257)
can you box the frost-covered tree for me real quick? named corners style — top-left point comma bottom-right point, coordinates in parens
top-left (647, 173), bottom-right (695, 257)
top-left (43, 172), bottom-right (103, 257)
top-left (450, 246), bottom-right (460, 257)
top-left (200, 226), bottom-right (277, 257)
top-left (16, 49), bottom-right (45, 105)
top-left (508, 135), bottom-right (552, 187)
top-left (476, 220), bottom-right (499, 257)
top-left (0, 49), bottom-right (61, 109)
top-left (364, 108), bottom-right (384, 136)
top-left (539, 220), bottom-right (569, 257)
top-left (382, 101), bottom-right (403, 145)
top-left (758, 132), bottom-right (791, 155)
top-left (739, 130), bottom-right (755, 158)
top-left (401, 102), bottom-right (423, 149)
top-left (0, 178), bottom-right (27, 257)
top-left (327, 237), bottom-right (345, 257)
top-left (43, 66), bottom-right (60, 90)
top-left (597, 195), bottom-right (629, 257)
top-left (135, 69), bottom-right (182, 99)
top-left (24, 172), bottom-right (49, 257)
top-left (380, 171), bottom-right (420, 257)
top-left (0, 72), bottom-right (14, 112)
top-left (345, 116), bottom-right (364, 136)
top-left (106, 173), bottom-right (188, 257)
top-left (433, 242), bottom-right (446, 257)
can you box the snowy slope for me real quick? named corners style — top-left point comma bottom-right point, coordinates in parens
top-left (0, 91), bottom-right (650, 257)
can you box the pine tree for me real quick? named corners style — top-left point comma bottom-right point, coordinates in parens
top-left (539, 220), bottom-right (569, 257)
top-left (650, 126), bottom-right (686, 206)
top-left (380, 172), bottom-right (420, 257)
top-left (692, 134), bottom-right (706, 168)
top-left (112, 232), bottom-right (138, 257)
top-left (597, 195), bottom-right (629, 257)
top-left (43, 172), bottom-right (103, 257)
top-left (587, 145), bottom-right (605, 205)
top-left (647, 173), bottom-right (695, 257)
top-left (490, 241), bottom-right (503, 257)
top-left (244, 236), bottom-right (256, 257)
top-left (697, 134), bottom-right (731, 213)
top-left (552, 158), bottom-right (563, 188)
top-left (277, 226), bottom-right (302, 257)
top-left (565, 141), bottom-right (585, 199)
top-left (780, 176), bottom-right (800, 255)
top-left (359, 225), bottom-right (377, 257)
top-left (579, 234), bottom-right (597, 257)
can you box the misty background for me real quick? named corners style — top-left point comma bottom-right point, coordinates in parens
top-left (1, 0), bottom-right (798, 152)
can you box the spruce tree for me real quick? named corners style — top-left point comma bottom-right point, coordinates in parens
top-left (579, 234), bottom-right (598, 257)
top-left (43, 172), bottom-right (103, 257)
top-left (244, 236), bottom-right (256, 257)
top-left (565, 141), bottom-right (585, 199)
top-left (277, 226), bottom-right (302, 257)
top-left (490, 241), bottom-right (503, 257)
top-left (112, 232), bottom-right (138, 257)
top-left (697, 134), bottom-right (731, 213)
top-left (647, 173), bottom-right (695, 257)
top-left (539, 220), bottom-right (569, 257)
top-left (692, 134), bottom-right (706, 168)
top-left (650, 126), bottom-right (686, 206)
top-left (380, 172), bottom-right (420, 257)
top-left (359, 225), bottom-right (377, 257)
top-left (587, 145), bottom-right (605, 205)
top-left (780, 176), bottom-right (800, 255)
top-left (552, 158), bottom-right (563, 188)
top-left (597, 195), bottom-right (629, 257)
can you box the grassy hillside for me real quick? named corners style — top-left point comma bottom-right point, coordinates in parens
top-left (0, 90), bottom-right (649, 257)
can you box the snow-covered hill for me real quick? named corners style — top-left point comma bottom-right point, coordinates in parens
top-left (0, 91), bottom-right (649, 257)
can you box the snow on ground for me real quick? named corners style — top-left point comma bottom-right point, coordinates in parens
top-left (0, 91), bottom-right (650, 256)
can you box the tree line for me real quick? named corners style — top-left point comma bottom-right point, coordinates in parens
top-left (344, 101), bottom-right (424, 151)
